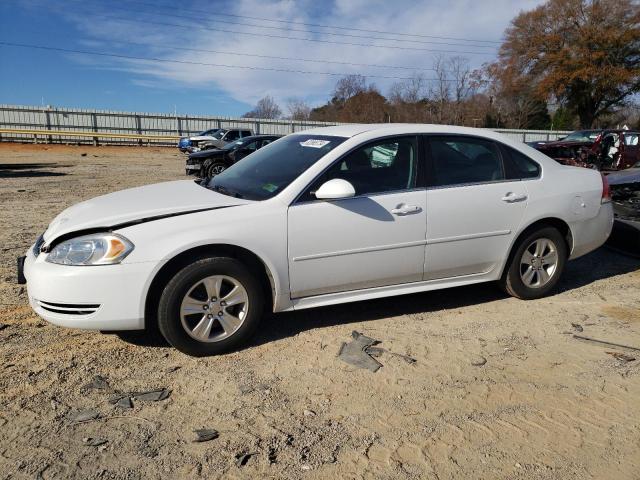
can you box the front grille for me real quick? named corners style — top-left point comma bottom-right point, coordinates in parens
top-left (37, 300), bottom-right (100, 316)
top-left (33, 234), bottom-right (44, 257)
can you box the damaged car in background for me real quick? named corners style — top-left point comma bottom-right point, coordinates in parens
top-left (604, 161), bottom-right (640, 253)
top-left (177, 128), bottom-right (253, 153)
top-left (185, 134), bottom-right (282, 178)
top-left (532, 129), bottom-right (639, 171)
top-left (177, 128), bottom-right (222, 152)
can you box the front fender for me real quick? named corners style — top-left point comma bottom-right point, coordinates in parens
top-left (116, 200), bottom-right (292, 318)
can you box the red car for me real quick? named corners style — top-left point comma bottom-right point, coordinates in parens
top-left (532, 129), bottom-right (640, 171)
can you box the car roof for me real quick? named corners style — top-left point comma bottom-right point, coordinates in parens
top-left (298, 123), bottom-right (516, 140)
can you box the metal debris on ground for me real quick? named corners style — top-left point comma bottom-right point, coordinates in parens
top-left (235, 452), bottom-right (256, 467)
top-left (68, 409), bottom-right (100, 423)
top-left (571, 323), bottom-right (584, 332)
top-left (573, 335), bottom-right (640, 352)
top-left (193, 429), bottom-right (219, 442)
top-left (82, 375), bottom-right (110, 391)
top-left (132, 388), bottom-right (171, 402)
top-left (605, 351), bottom-right (636, 362)
top-left (108, 388), bottom-right (170, 408)
top-left (365, 346), bottom-right (417, 364)
top-left (338, 331), bottom-right (383, 372)
top-left (82, 437), bottom-right (108, 447)
top-left (113, 396), bottom-right (133, 409)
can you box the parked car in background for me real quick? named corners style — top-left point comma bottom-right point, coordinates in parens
top-left (19, 124), bottom-right (613, 356)
top-left (185, 135), bottom-right (282, 177)
top-left (177, 128), bottom-right (222, 152)
top-left (606, 160), bottom-right (640, 222)
top-left (532, 129), bottom-right (640, 171)
top-left (196, 128), bottom-right (254, 151)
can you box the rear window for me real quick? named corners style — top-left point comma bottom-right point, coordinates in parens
top-left (502, 146), bottom-right (541, 179)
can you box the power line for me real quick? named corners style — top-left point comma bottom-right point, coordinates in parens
top-left (80, 12), bottom-right (496, 56)
top-left (118, 0), bottom-right (503, 45)
top-left (100, 39), bottom-right (451, 73)
top-left (0, 41), bottom-right (463, 81)
top-left (75, 1), bottom-right (497, 50)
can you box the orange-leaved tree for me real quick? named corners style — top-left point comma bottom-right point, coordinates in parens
top-left (496, 0), bottom-right (640, 127)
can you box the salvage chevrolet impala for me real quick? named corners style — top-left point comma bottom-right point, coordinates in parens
top-left (19, 125), bottom-right (614, 356)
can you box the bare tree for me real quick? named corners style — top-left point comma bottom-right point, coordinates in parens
top-left (448, 56), bottom-right (472, 124)
top-left (332, 75), bottom-right (367, 103)
top-left (286, 98), bottom-right (311, 120)
top-left (242, 95), bottom-right (282, 119)
top-left (431, 55), bottom-right (451, 123)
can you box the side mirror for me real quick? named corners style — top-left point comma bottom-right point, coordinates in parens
top-left (314, 178), bottom-right (356, 200)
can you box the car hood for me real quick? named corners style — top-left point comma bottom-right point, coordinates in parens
top-left (189, 135), bottom-right (216, 141)
top-left (607, 168), bottom-right (640, 186)
top-left (43, 180), bottom-right (249, 243)
top-left (539, 140), bottom-right (592, 149)
top-left (189, 149), bottom-right (225, 159)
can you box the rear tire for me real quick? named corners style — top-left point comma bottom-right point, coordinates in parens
top-left (501, 226), bottom-right (567, 299)
top-left (158, 257), bottom-right (264, 356)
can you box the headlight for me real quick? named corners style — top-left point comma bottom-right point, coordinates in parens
top-left (45, 233), bottom-right (134, 266)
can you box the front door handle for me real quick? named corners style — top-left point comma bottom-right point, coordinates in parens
top-left (501, 192), bottom-right (528, 203)
top-left (391, 204), bottom-right (422, 215)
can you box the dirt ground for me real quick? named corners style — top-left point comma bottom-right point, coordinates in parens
top-left (0, 143), bottom-right (639, 480)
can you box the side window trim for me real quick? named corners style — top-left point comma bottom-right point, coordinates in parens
top-left (292, 134), bottom-right (425, 206)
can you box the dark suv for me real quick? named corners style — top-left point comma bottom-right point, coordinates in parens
top-left (185, 135), bottom-right (282, 177)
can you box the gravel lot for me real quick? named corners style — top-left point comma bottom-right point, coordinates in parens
top-left (0, 143), bottom-right (639, 479)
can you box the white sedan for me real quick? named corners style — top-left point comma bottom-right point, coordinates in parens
top-left (20, 124), bottom-right (613, 356)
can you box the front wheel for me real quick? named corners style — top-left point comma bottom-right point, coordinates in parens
top-left (501, 226), bottom-right (567, 299)
top-left (206, 161), bottom-right (228, 178)
top-left (157, 257), bottom-right (264, 356)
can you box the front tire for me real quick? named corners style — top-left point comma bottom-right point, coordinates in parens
top-left (501, 226), bottom-right (567, 299)
top-left (206, 161), bottom-right (228, 178)
top-left (158, 257), bottom-right (264, 356)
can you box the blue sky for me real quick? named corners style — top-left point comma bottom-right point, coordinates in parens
top-left (0, 0), bottom-right (542, 117)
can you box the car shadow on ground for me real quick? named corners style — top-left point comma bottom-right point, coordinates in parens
top-left (0, 163), bottom-right (69, 178)
top-left (115, 246), bottom-right (640, 351)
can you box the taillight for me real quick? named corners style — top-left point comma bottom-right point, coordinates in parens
top-left (601, 173), bottom-right (611, 203)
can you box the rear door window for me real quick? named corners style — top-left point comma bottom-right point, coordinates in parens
top-left (426, 136), bottom-right (504, 187)
top-left (501, 145), bottom-right (541, 179)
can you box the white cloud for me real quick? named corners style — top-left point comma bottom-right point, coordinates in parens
top-left (65, 0), bottom-right (544, 110)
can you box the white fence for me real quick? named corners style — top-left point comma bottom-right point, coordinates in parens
top-left (0, 104), bottom-right (571, 146)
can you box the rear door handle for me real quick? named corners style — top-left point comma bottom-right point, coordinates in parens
top-left (501, 192), bottom-right (528, 203)
top-left (391, 204), bottom-right (421, 215)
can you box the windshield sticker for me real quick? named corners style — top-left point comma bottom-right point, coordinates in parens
top-left (262, 183), bottom-right (278, 193)
top-left (300, 139), bottom-right (330, 148)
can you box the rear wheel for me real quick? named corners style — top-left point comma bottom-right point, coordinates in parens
top-left (501, 226), bottom-right (567, 299)
top-left (158, 257), bottom-right (264, 356)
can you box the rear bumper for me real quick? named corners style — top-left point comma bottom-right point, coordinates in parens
top-left (23, 247), bottom-right (154, 331)
top-left (570, 202), bottom-right (614, 259)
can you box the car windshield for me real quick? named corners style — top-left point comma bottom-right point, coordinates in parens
top-left (204, 135), bottom-right (347, 200)
top-left (563, 130), bottom-right (601, 142)
top-left (198, 129), bottom-right (218, 136)
top-left (222, 139), bottom-right (249, 150)
top-left (212, 130), bottom-right (227, 139)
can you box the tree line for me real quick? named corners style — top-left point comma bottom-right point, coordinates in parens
top-left (242, 0), bottom-right (639, 130)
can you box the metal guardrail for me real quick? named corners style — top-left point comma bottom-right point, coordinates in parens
top-left (0, 104), bottom-right (572, 146)
top-left (0, 127), bottom-right (178, 145)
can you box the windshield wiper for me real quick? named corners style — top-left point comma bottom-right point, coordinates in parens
top-left (212, 184), bottom-right (244, 198)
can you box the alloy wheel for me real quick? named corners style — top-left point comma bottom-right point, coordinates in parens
top-left (179, 275), bottom-right (249, 342)
top-left (519, 238), bottom-right (559, 288)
